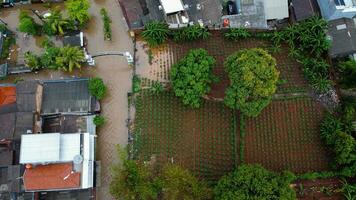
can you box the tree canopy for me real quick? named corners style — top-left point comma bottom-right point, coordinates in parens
top-left (65, 0), bottom-right (90, 28)
top-left (171, 48), bottom-right (216, 108)
top-left (55, 46), bottom-right (84, 72)
top-left (89, 77), bottom-right (107, 100)
top-left (214, 164), bottom-right (296, 200)
top-left (224, 48), bottom-right (279, 117)
top-left (18, 11), bottom-right (40, 35)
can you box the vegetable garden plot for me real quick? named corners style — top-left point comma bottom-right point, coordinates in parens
top-left (244, 97), bottom-right (332, 174)
top-left (133, 91), bottom-right (236, 181)
top-left (143, 31), bottom-right (308, 98)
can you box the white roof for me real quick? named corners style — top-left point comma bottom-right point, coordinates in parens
top-left (81, 133), bottom-right (95, 189)
top-left (160, 0), bottom-right (184, 14)
top-left (20, 133), bottom-right (81, 164)
top-left (264, 0), bottom-right (289, 20)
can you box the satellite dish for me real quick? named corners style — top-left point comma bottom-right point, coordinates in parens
top-left (0, 184), bottom-right (9, 192)
top-left (73, 155), bottom-right (83, 164)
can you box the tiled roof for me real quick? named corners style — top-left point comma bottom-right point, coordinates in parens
top-left (23, 163), bottom-right (81, 191)
top-left (0, 86), bottom-right (16, 106)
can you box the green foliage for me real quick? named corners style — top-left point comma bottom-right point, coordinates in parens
top-left (100, 8), bottom-right (112, 40)
top-left (338, 60), bottom-right (356, 89)
top-left (0, 36), bottom-right (15, 60)
top-left (40, 46), bottom-right (61, 69)
top-left (110, 146), bottom-right (160, 200)
top-left (65, 0), bottom-right (91, 28)
top-left (299, 57), bottom-right (331, 92)
top-left (110, 145), bottom-right (211, 200)
top-left (0, 24), bottom-right (6, 32)
top-left (150, 81), bottom-right (163, 95)
top-left (298, 171), bottom-right (337, 180)
top-left (171, 48), bottom-right (216, 108)
top-left (93, 115), bottom-right (105, 127)
top-left (141, 21), bottom-right (170, 47)
top-left (160, 164), bottom-right (212, 200)
top-left (18, 11), bottom-right (41, 35)
top-left (334, 131), bottom-right (356, 166)
top-left (239, 114), bottom-right (246, 163)
top-left (55, 46), bottom-right (84, 72)
top-left (133, 75), bottom-right (141, 93)
top-left (214, 164), bottom-right (296, 200)
top-left (224, 48), bottom-right (279, 117)
top-left (24, 52), bottom-right (42, 70)
top-left (342, 181), bottom-right (356, 200)
top-left (43, 9), bottom-right (69, 35)
top-left (283, 16), bottom-right (330, 57)
top-left (173, 25), bottom-right (210, 42)
top-left (224, 28), bottom-right (251, 41)
top-left (320, 114), bottom-right (343, 146)
top-left (89, 77), bottom-right (107, 100)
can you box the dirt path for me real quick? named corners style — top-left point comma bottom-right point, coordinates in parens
top-left (1, 1), bottom-right (133, 199)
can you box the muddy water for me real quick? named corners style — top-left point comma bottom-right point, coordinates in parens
top-left (1, 1), bottom-right (133, 199)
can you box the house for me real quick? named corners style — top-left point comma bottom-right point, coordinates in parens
top-left (290, 0), bottom-right (320, 22)
top-left (327, 17), bottom-right (356, 59)
top-left (20, 132), bottom-right (96, 191)
top-left (41, 79), bottom-right (99, 116)
top-left (317, 0), bottom-right (356, 21)
top-left (63, 32), bottom-right (85, 48)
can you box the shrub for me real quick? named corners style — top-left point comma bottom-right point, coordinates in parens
top-left (93, 115), bottom-right (105, 127)
top-left (224, 48), bottom-right (279, 117)
top-left (173, 25), bottom-right (210, 42)
top-left (299, 57), bottom-right (331, 92)
top-left (224, 28), bottom-right (251, 41)
top-left (55, 46), bottom-right (85, 72)
top-left (24, 52), bottom-right (42, 70)
top-left (132, 75), bottom-right (141, 93)
top-left (65, 0), bottom-right (91, 28)
top-left (1, 36), bottom-right (15, 60)
top-left (150, 81), bottom-right (163, 95)
top-left (141, 21), bottom-right (170, 47)
top-left (338, 60), bottom-right (356, 89)
top-left (100, 8), bottom-right (112, 40)
top-left (18, 11), bottom-right (41, 35)
top-left (40, 46), bottom-right (61, 69)
top-left (89, 77), bottom-right (107, 100)
top-left (214, 165), bottom-right (296, 200)
top-left (171, 48), bottom-right (216, 108)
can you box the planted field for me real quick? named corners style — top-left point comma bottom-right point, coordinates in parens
top-left (133, 91), bottom-right (236, 181)
top-left (244, 97), bottom-right (332, 173)
top-left (144, 31), bottom-right (308, 98)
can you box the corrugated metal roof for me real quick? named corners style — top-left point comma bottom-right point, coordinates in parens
top-left (59, 134), bottom-right (81, 162)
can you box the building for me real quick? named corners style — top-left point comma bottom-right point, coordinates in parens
top-left (327, 17), bottom-right (356, 59)
top-left (290, 0), bottom-right (320, 22)
top-left (20, 132), bottom-right (96, 192)
top-left (317, 0), bottom-right (356, 21)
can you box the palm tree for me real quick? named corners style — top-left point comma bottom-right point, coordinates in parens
top-left (45, 9), bottom-right (69, 35)
top-left (56, 46), bottom-right (85, 72)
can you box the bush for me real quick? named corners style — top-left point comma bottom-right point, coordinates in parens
top-left (299, 57), bottom-right (331, 92)
top-left (224, 48), bottom-right (279, 117)
top-left (171, 48), bottom-right (216, 108)
top-left (150, 81), bottom-right (163, 95)
top-left (338, 60), bottom-right (356, 89)
top-left (214, 164), bottom-right (296, 200)
top-left (173, 25), bottom-right (210, 42)
top-left (24, 52), bottom-right (42, 70)
top-left (100, 8), bottom-right (112, 40)
top-left (18, 11), bottom-right (41, 35)
top-left (132, 75), bottom-right (141, 93)
top-left (89, 77), bottom-right (107, 100)
top-left (65, 0), bottom-right (91, 28)
top-left (141, 21), bottom-right (170, 47)
top-left (224, 28), bottom-right (251, 41)
top-left (1, 36), bottom-right (15, 60)
top-left (93, 115), bottom-right (105, 127)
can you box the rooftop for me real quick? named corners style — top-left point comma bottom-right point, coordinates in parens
top-left (291, 0), bottom-right (320, 22)
top-left (328, 17), bottom-right (356, 57)
top-left (0, 165), bottom-right (22, 193)
top-left (42, 115), bottom-right (96, 135)
top-left (16, 81), bottom-right (41, 113)
top-left (63, 32), bottom-right (84, 47)
top-left (23, 163), bottom-right (81, 191)
top-left (41, 79), bottom-right (93, 115)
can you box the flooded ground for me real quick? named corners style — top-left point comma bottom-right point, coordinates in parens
top-left (1, 0), bottom-right (134, 199)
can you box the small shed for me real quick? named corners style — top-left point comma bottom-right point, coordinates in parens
top-left (328, 17), bottom-right (356, 58)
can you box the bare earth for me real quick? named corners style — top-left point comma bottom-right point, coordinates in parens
top-left (0, 0), bottom-right (134, 199)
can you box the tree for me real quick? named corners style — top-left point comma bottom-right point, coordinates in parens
top-left (89, 77), bottom-right (107, 100)
top-left (44, 9), bottom-right (69, 35)
top-left (160, 164), bottom-right (212, 200)
top-left (141, 21), bottom-right (170, 47)
top-left (214, 165), bottom-right (296, 200)
top-left (18, 11), bottom-right (40, 35)
top-left (224, 48), bottom-right (279, 117)
top-left (110, 145), bottom-right (160, 200)
top-left (55, 46), bottom-right (84, 72)
top-left (171, 48), bottom-right (216, 108)
top-left (65, 0), bottom-right (90, 28)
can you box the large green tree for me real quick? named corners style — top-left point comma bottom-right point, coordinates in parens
top-left (65, 0), bottom-right (90, 28)
top-left (18, 11), bottom-right (40, 35)
top-left (214, 165), bottom-right (296, 200)
top-left (55, 46), bottom-right (84, 72)
top-left (224, 48), bottom-right (279, 117)
top-left (44, 9), bottom-right (69, 35)
top-left (171, 48), bottom-right (216, 108)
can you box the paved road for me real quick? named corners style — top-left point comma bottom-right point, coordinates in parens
top-left (0, 1), bottom-right (133, 199)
